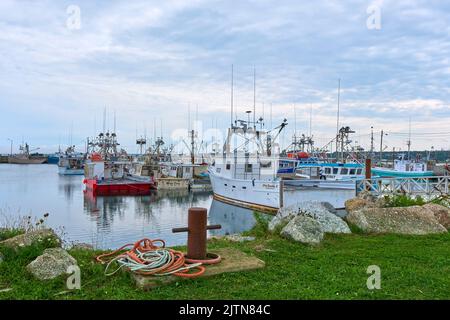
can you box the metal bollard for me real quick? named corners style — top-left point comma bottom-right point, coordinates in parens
top-left (172, 207), bottom-right (221, 260)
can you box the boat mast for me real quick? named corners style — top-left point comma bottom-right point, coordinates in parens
top-left (335, 78), bottom-right (341, 160)
top-left (407, 117), bottom-right (412, 160)
top-left (253, 66), bottom-right (256, 130)
top-left (230, 64), bottom-right (234, 128)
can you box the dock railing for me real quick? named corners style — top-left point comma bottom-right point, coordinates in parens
top-left (356, 176), bottom-right (450, 197)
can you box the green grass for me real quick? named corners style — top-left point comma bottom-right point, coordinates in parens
top-left (1, 224), bottom-right (449, 300)
top-left (0, 229), bottom-right (24, 242)
top-left (382, 195), bottom-right (426, 207)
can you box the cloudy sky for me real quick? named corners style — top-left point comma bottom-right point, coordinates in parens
top-left (0, 0), bottom-right (449, 154)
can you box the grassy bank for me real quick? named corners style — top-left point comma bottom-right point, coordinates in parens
top-left (1, 221), bottom-right (449, 300)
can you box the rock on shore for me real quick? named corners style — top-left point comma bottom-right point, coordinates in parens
top-left (280, 215), bottom-right (324, 245)
top-left (346, 206), bottom-right (447, 235)
top-left (0, 229), bottom-right (61, 250)
top-left (270, 201), bottom-right (351, 234)
top-left (269, 201), bottom-right (350, 245)
top-left (27, 248), bottom-right (77, 280)
top-left (422, 203), bottom-right (450, 230)
top-left (345, 192), bottom-right (449, 234)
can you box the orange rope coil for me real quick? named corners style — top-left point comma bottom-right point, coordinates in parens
top-left (96, 238), bottom-right (218, 278)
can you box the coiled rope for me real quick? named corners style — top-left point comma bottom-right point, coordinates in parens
top-left (95, 238), bottom-right (206, 278)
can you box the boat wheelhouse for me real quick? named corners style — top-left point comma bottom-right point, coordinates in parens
top-left (58, 145), bottom-right (85, 175)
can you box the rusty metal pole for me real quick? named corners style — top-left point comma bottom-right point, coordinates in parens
top-left (365, 158), bottom-right (372, 192)
top-left (172, 207), bottom-right (221, 260)
top-left (365, 158), bottom-right (372, 179)
top-left (187, 207), bottom-right (207, 259)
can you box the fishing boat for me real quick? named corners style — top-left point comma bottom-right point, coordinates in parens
top-left (8, 143), bottom-right (47, 164)
top-left (83, 130), bottom-right (156, 195)
top-left (47, 153), bottom-right (60, 164)
top-left (209, 119), bottom-right (357, 213)
top-left (58, 145), bottom-right (85, 175)
top-left (278, 151), bottom-right (365, 181)
top-left (131, 137), bottom-right (192, 190)
top-left (372, 154), bottom-right (434, 178)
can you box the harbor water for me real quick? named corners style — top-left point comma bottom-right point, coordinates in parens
top-left (0, 164), bottom-right (256, 249)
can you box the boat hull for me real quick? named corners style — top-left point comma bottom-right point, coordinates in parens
top-left (371, 168), bottom-right (434, 178)
top-left (58, 167), bottom-right (85, 175)
top-left (8, 157), bottom-right (47, 164)
top-left (83, 178), bottom-right (156, 196)
top-left (209, 169), bottom-right (357, 213)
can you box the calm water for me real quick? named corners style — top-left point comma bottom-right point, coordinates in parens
top-left (0, 164), bottom-right (256, 249)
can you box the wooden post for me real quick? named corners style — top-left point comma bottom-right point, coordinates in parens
top-left (365, 158), bottom-right (372, 192)
top-left (365, 158), bottom-right (372, 179)
top-left (279, 179), bottom-right (284, 208)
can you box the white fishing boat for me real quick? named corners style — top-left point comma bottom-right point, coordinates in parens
top-left (209, 120), bottom-right (357, 213)
top-left (58, 145), bottom-right (85, 175)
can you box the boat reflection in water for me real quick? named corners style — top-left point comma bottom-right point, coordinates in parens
top-left (82, 189), bottom-right (258, 249)
top-left (208, 199), bottom-right (257, 237)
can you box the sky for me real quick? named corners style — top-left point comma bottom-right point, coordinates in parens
top-left (0, 0), bottom-right (449, 154)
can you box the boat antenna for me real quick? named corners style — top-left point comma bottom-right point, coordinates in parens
top-left (294, 104), bottom-right (297, 145)
top-left (230, 64), bottom-right (234, 128)
top-left (153, 118), bottom-right (156, 144)
top-left (336, 78), bottom-right (341, 155)
top-left (309, 104), bottom-right (313, 137)
top-left (103, 107), bottom-right (106, 133)
top-left (113, 110), bottom-right (116, 134)
top-left (270, 103), bottom-right (273, 129)
top-left (407, 117), bottom-right (412, 160)
top-left (188, 103), bottom-right (191, 133)
top-left (253, 66), bottom-right (256, 130)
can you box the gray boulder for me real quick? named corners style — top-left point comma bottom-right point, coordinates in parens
top-left (270, 201), bottom-right (350, 234)
top-left (346, 206), bottom-right (447, 235)
top-left (0, 229), bottom-right (60, 250)
top-left (281, 215), bottom-right (324, 245)
top-left (27, 248), bottom-right (77, 280)
top-left (422, 203), bottom-right (450, 230)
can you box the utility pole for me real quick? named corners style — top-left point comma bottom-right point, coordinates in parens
top-left (335, 78), bottom-right (341, 156)
top-left (370, 126), bottom-right (374, 159)
top-left (379, 130), bottom-right (384, 163)
top-left (7, 138), bottom-right (13, 156)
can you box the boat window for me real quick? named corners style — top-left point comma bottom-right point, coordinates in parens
top-left (357, 169), bottom-right (362, 175)
top-left (245, 164), bottom-right (253, 173)
top-left (242, 186), bottom-right (247, 189)
top-left (216, 168), bottom-right (221, 173)
top-left (261, 161), bottom-right (272, 168)
top-left (341, 168), bottom-right (348, 174)
top-left (333, 168), bottom-right (338, 174)
top-left (325, 167), bottom-right (331, 174)
top-left (349, 169), bottom-right (356, 175)
top-left (185, 167), bottom-right (191, 173)
top-left (226, 163), bottom-right (231, 170)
